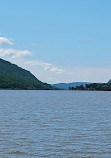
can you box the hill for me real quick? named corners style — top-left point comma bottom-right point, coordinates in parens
top-left (108, 79), bottom-right (111, 84)
top-left (0, 58), bottom-right (56, 90)
top-left (52, 82), bottom-right (91, 90)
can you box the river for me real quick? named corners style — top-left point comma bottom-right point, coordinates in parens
top-left (0, 90), bottom-right (111, 158)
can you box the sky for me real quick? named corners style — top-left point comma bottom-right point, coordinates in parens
top-left (0, 0), bottom-right (111, 83)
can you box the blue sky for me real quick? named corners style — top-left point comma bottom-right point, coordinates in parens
top-left (0, 0), bottom-right (111, 83)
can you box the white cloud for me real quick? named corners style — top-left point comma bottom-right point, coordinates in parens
top-left (0, 37), bottom-right (14, 45)
top-left (25, 60), bottom-right (64, 73)
top-left (25, 60), bottom-right (52, 67)
top-left (0, 48), bottom-right (31, 59)
top-left (44, 66), bottom-right (64, 73)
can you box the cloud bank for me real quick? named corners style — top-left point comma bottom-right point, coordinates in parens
top-left (0, 37), bottom-right (64, 77)
top-left (0, 48), bottom-right (64, 74)
top-left (0, 48), bottom-right (31, 58)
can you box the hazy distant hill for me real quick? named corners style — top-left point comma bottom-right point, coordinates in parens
top-left (52, 82), bottom-right (91, 90)
top-left (0, 58), bottom-right (55, 90)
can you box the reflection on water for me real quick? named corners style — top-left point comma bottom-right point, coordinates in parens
top-left (0, 90), bottom-right (111, 158)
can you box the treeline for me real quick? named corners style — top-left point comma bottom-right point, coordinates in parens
top-left (69, 83), bottom-right (111, 91)
top-left (0, 75), bottom-right (54, 90)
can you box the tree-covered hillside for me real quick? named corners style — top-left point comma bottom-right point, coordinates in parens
top-left (69, 83), bottom-right (111, 91)
top-left (107, 79), bottom-right (111, 84)
top-left (0, 58), bottom-right (55, 90)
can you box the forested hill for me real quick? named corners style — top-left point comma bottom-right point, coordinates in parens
top-left (108, 79), bottom-right (111, 84)
top-left (0, 58), bottom-right (55, 90)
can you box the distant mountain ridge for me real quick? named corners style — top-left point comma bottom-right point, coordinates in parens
top-left (0, 58), bottom-right (55, 90)
top-left (52, 82), bottom-right (91, 90)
